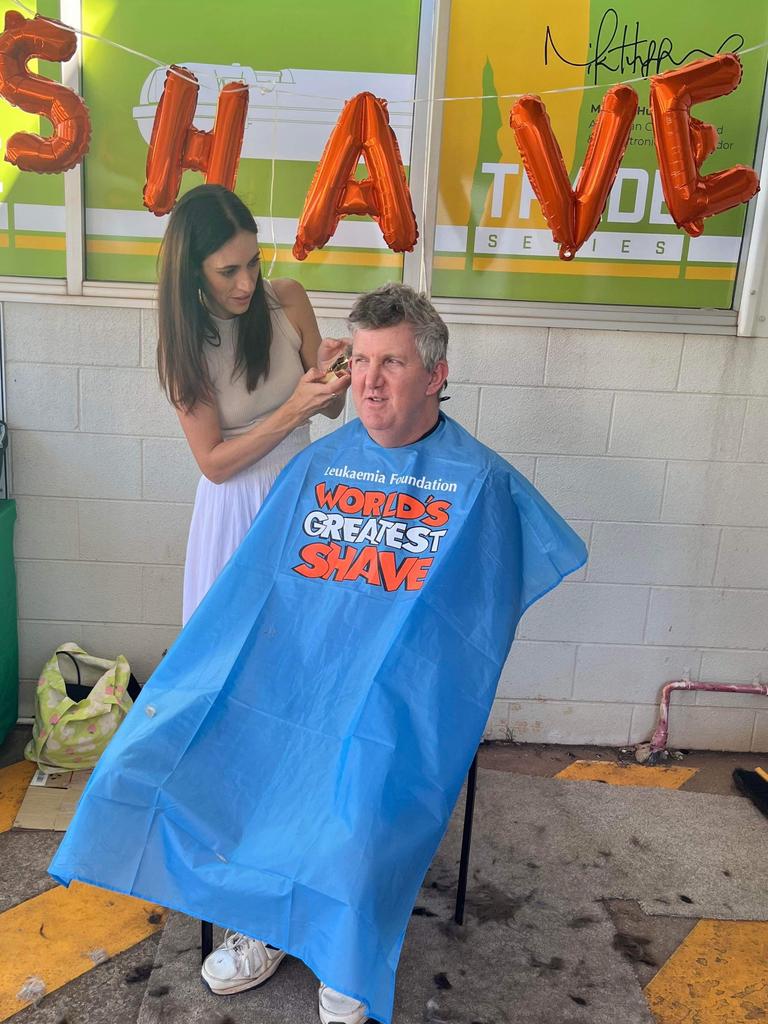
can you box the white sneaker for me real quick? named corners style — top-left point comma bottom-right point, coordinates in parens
top-left (318, 982), bottom-right (368, 1024)
top-left (201, 931), bottom-right (285, 994)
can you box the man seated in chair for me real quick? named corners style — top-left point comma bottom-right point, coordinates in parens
top-left (51, 283), bottom-right (586, 1024)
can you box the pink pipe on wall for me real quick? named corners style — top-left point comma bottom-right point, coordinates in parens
top-left (649, 679), bottom-right (768, 756)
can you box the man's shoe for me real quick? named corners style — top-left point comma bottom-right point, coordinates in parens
top-left (318, 982), bottom-right (368, 1024)
top-left (201, 931), bottom-right (285, 994)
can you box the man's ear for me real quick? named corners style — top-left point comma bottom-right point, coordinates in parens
top-left (425, 360), bottom-right (449, 397)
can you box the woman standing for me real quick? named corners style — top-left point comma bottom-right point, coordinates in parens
top-left (157, 184), bottom-right (350, 623)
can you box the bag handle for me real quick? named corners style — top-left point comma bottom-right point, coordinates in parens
top-left (56, 649), bottom-right (82, 687)
top-left (55, 647), bottom-right (141, 703)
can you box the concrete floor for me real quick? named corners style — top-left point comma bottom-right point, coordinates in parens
top-left (1, 725), bottom-right (766, 1024)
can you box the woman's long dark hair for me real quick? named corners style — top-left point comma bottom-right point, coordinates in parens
top-left (157, 184), bottom-right (273, 410)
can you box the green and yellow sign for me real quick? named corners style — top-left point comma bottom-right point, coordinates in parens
top-left (0, 0), bottom-right (65, 278)
top-left (0, 0), bottom-right (420, 288)
top-left (433, 0), bottom-right (768, 308)
top-left (1, 1), bottom-right (767, 308)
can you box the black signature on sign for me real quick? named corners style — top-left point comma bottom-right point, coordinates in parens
top-left (544, 8), bottom-right (744, 85)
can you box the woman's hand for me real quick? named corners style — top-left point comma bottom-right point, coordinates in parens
top-left (285, 366), bottom-right (350, 425)
top-left (317, 337), bottom-right (350, 373)
top-left (177, 367), bottom-right (350, 484)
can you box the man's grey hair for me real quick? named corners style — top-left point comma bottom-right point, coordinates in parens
top-left (348, 282), bottom-right (448, 372)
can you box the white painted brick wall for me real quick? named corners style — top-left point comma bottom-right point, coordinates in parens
top-left (662, 462), bottom-right (768, 526)
top-left (587, 523), bottom-right (720, 585)
top-left (6, 363), bottom-right (79, 431)
top-left (678, 334), bottom-right (768, 394)
top-left (545, 329), bottom-right (682, 390)
top-left (740, 399), bottom-right (768, 462)
top-left (478, 386), bottom-right (613, 454)
top-left (4, 302), bottom-right (768, 751)
top-left (535, 456), bottom-right (666, 521)
top-left (609, 393), bottom-right (746, 460)
top-left (142, 438), bottom-right (200, 501)
top-left (714, 528), bottom-right (768, 588)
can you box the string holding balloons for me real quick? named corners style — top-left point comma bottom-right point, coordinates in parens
top-left (0, 9), bottom-right (761, 260)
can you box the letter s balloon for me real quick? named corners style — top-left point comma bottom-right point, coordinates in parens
top-left (0, 10), bottom-right (90, 174)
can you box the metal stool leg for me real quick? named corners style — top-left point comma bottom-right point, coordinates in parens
top-left (201, 920), bottom-right (213, 963)
top-left (454, 751), bottom-right (478, 925)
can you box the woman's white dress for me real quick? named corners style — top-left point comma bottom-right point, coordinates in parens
top-left (182, 283), bottom-right (310, 624)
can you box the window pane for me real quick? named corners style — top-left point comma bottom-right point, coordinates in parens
top-left (432, 1), bottom-right (768, 308)
top-left (81, 0), bottom-right (420, 288)
top-left (0, 0), bottom-right (66, 279)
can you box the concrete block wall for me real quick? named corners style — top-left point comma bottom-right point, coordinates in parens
top-left (4, 301), bottom-right (768, 751)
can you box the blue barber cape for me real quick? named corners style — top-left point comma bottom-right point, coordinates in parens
top-left (50, 415), bottom-right (586, 1023)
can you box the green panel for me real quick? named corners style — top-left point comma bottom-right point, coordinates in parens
top-left (0, 501), bottom-right (18, 744)
top-left (81, 0), bottom-right (420, 287)
top-left (0, 0), bottom-right (66, 278)
top-left (432, 269), bottom-right (733, 309)
top-left (433, 0), bottom-right (768, 308)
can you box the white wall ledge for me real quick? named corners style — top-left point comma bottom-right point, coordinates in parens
top-left (0, 280), bottom-right (739, 335)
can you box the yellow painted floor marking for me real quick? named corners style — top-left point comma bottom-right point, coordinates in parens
top-left (0, 881), bottom-right (166, 1021)
top-left (645, 919), bottom-right (768, 1023)
top-left (14, 234), bottom-right (66, 251)
top-left (0, 761), bottom-right (36, 833)
top-left (685, 266), bottom-right (736, 281)
top-left (555, 760), bottom-right (697, 789)
top-left (472, 257), bottom-right (680, 278)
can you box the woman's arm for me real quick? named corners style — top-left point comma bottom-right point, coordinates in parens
top-left (177, 367), bottom-right (348, 484)
top-left (272, 277), bottom-right (348, 420)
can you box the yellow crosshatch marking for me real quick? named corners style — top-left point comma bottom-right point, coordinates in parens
top-left (555, 760), bottom-right (697, 789)
top-left (645, 919), bottom-right (768, 1023)
top-left (0, 761), bottom-right (36, 832)
top-left (0, 882), bottom-right (166, 1021)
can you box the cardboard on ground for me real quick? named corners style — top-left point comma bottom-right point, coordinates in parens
top-left (14, 768), bottom-right (92, 831)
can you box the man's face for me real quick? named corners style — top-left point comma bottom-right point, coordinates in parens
top-left (350, 322), bottom-right (448, 448)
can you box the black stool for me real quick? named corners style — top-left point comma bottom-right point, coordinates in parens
top-left (201, 751), bottom-right (479, 961)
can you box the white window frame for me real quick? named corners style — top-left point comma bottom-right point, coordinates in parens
top-left (0, 0), bottom-right (766, 337)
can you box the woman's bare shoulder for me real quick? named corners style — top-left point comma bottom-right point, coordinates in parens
top-left (269, 277), bottom-right (309, 305)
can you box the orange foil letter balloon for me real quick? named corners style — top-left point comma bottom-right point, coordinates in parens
top-left (293, 91), bottom-right (418, 260)
top-left (650, 54), bottom-right (759, 237)
top-left (0, 11), bottom-right (90, 173)
top-left (510, 84), bottom-right (638, 260)
top-left (143, 65), bottom-right (248, 216)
